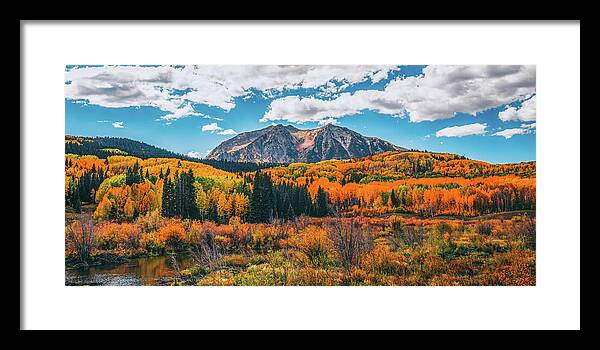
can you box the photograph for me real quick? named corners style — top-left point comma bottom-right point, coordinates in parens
top-left (64, 64), bottom-right (537, 286)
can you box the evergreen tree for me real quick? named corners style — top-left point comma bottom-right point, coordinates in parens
top-left (390, 189), bottom-right (400, 207)
top-left (161, 177), bottom-right (175, 217)
top-left (72, 185), bottom-right (82, 213)
top-left (248, 171), bottom-right (274, 223)
top-left (161, 168), bottom-right (199, 219)
top-left (284, 194), bottom-right (295, 221)
top-left (314, 186), bottom-right (329, 217)
top-left (125, 167), bottom-right (133, 186)
top-left (298, 185), bottom-right (311, 216)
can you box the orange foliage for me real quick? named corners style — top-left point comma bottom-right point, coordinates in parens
top-left (94, 180), bottom-right (160, 222)
top-left (264, 151), bottom-right (535, 184)
top-left (157, 221), bottom-right (187, 249)
top-left (107, 156), bottom-right (236, 179)
top-left (65, 155), bottom-right (109, 178)
top-left (95, 222), bottom-right (141, 251)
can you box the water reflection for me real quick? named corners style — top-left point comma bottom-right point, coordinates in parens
top-left (65, 254), bottom-right (195, 286)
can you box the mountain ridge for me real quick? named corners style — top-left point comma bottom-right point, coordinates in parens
top-left (64, 135), bottom-right (282, 173)
top-left (206, 124), bottom-right (406, 163)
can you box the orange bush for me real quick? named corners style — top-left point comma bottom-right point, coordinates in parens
top-left (157, 221), bottom-right (187, 250)
top-left (363, 245), bottom-right (405, 275)
top-left (287, 226), bottom-right (333, 268)
top-left (95, 222), bottom-right (140, 250)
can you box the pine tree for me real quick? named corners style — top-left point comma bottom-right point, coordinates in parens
top-left (160, 168), bottom-right (199, 219)
top-left (132, 161), bottom-right (140, 183)
top-left (248, 171), bottom-right (274, 223)
top-left (161, 177), bottom-right (174, 217)
top-left (178, 169), bottom-right (198, 219)
top-left (188, 169), bottom-right (199, 219)
top-left (125, 167), bottom-right (133, 186)
top-left (390, 189), bottom-right (400, 207)
top-left (72, 185), bottom-right (82, 213)
top-left (285, 198), bottom-right (295, 221)
top-left (314, 186), bottom-right (329, 217)
top-left (173, 170), bottom-right (182, 217)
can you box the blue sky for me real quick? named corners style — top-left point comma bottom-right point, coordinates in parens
top-left (65, 65), bottom-right (536, 164)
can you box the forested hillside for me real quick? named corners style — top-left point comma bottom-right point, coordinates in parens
top-left (65, 135), bottom-right (281, 173)
top-left (65, 146), bottom-right (536, 286)
top-left (66, 149), bottom-right (536, 225)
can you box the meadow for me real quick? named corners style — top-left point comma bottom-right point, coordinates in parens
top-left (66, 212), bottom-right (535, 286)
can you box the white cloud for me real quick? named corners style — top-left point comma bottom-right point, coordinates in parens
top-left (112, 121), bottom-right (125, 128)
top-left (493, 128), bottom-right (528, 139)
top-left (498, 95), bottom-right (536, 122)
top-left (261, 94), bottom-right (372, 124)
top-left (158, 103), bottom-right (203, 120)
top-left (72, 99), bottom-right (88, 105)
top-left (216, 129), bottom-right (237, 135)
top-left (436, 123), bottom-right (487, 137)
top-left (521, 122), bottom-right (536, 129)
top-left (201, 122), bottom-right (222, 132)
top-left (262, 65), bottom-right (535, 124)
top-left (157, 105), bottom-right (224, 122)
top-left (493, 122), bottom-right (536, 139)
top-left (369, 69), bottom-right (392, 83)
top-left (97, 120), bottom-right (110, 123)
top-left (187, 151), bottom-right (202, 158)
top-left (318, 118), bottom-right (339, 126)
top-left (65, 65), bottom-right (399, 122)
top-left (201, 123), bottom-right (237, 135)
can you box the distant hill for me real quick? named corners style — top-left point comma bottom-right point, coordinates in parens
top-left (206, 124), bottom-right (406, 163)
top-left (265, 151), bottom-right (536, 184)
top-left (65, 135), bottom-right (281, 173)
top-left (66, 135), bottom-right (187, 159)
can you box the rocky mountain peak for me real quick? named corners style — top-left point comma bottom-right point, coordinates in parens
top-left (206, 124), bottom-right (405, 163)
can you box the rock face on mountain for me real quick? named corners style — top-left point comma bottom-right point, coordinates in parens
top-left (206, 124), bottom-right (405, 163)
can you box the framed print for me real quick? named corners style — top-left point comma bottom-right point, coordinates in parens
top-left (21, 21), bottom-right (580, 330)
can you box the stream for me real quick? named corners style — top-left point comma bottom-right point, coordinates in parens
top-left (65, 254), bottom-right (196, 286)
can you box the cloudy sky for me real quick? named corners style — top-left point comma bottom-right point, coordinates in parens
top-left (65, 65), bottom-right (536, 163)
